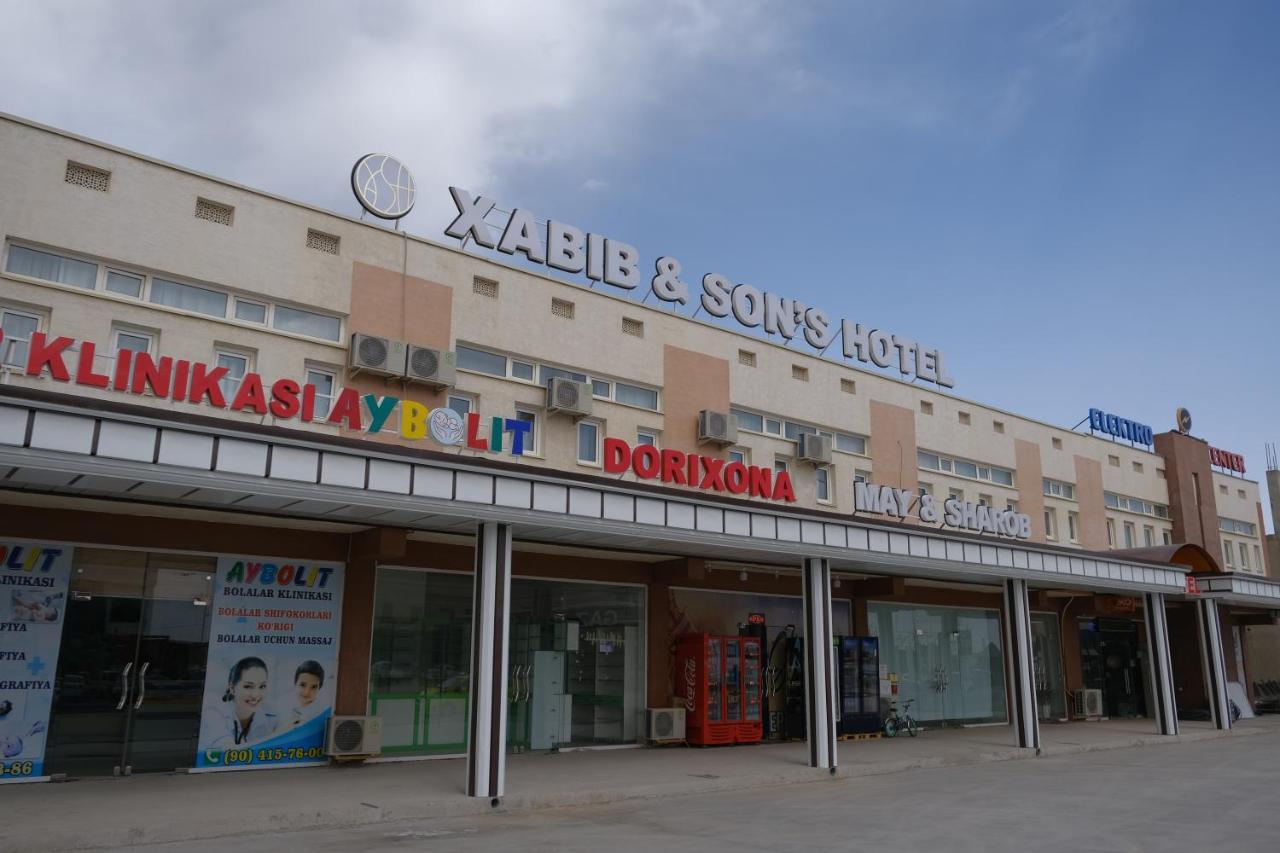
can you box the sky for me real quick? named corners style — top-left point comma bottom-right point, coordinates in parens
top-left (0, 0), bottom-right (1276, 531)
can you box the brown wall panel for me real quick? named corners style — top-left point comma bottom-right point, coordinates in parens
top-left (1154, 431), bottom-right (1222, 561)
top-left (869, 401), bottom-right (918, 494)
top-left (1014, 439), bottom-right (1046, 543)
top-left (661, 345), bottom-right (731, 456)
top-left (1073, 455), bottom-right (1108, 551)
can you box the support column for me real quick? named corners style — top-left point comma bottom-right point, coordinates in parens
top-left (1142, 592), bottom-right (1179, 736)
top-left (466, 522), bottom-right (512, 799)
top-left (1002, 579), bottom-right (1040, 752)
top-left (1196, 597), bottom-right (1231, 731)
top-left (801, 558), bottom-right (838, 770)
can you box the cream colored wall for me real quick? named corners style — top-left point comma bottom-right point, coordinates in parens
top-left (1213, 471), bottom-right (1265, 575)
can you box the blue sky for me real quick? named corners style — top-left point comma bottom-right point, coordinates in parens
top-left (1, 1), bottom-right (1276, 529)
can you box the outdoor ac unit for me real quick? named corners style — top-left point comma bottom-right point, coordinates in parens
top-left (546, 378), bottom-right (593, 418)
top-left (796, 432), bottom-right (832, 464)
top-left (326, 715), bottom-right (383, 759)
top-left (697, 409), bottom-right (737, 446)
top-left (1074, 689), bottom-right (1104, 720)
top-left (349, 333), bottom-right (407, 378)
top-left (405, 345), bottom-right (457, 388)
top-left (647, 707), bottom-right (686, 742)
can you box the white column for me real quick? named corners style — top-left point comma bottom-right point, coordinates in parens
top-left (466, 522), bottom-right (513, 799)
top-left (1196, 598), bottom-right (1231, 731)
top-left (1142, 592), bottom-right (1179, 736)
top-left (801, 557), bottom-right (838, 770)
top-left (1002, 578), bottom-right (1040, 752)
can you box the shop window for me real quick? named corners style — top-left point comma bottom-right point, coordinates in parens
top-left (0, 306), bottom-right (42, 367)
top-left (577, 420), bottom-right (601, 465)
top-left (214, 348), bottom-right (252, 401)
top-left (305, 367), bottom-right (338, 419)
top-left (815, 466), bottom-right (831, 503)
top-left (447, 393), bottom-right (475, 417)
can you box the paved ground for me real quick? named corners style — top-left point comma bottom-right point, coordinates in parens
top-left (117, 732), bottom-right (1280, 853)
top-left (7, 717), bottom-right (1276, 852)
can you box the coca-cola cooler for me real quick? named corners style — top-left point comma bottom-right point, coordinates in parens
top-left (676, 633), bottom-right (763, 745)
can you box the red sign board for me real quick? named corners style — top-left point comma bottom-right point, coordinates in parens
top-left (1185, 575), bottom-right (1201, 596)
top-left (1208, 446), bottom-right (1245, 473)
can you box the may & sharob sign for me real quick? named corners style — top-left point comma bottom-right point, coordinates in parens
top-left (195, 556), bottom-right (344, 771)
top-left (0, 541), bottom-right (73, 784)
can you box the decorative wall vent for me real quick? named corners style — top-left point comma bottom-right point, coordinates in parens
top-left (792, 365), bottom-right (809, 382)
top-left (472, 276), bottom-right (499, 298)
top-left (306, 229), bottom-right (340, 255)
top-left (551, 297), bottom-right (575, 319)
top-left (840, 378), bottom-right (856, 394)
top-left (738, 349), bottom-right (757, 367)
top-left (65, 161), bottom-right (110, 192)
top-left (621, 317), bottom-right (644, 338)
top-left (195, 197), bottom-right (234, 226)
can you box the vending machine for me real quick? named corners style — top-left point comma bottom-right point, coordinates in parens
top-left (676, 633), bottom-right (764, 745)
top-left (835, 636), bottom-right (881, 735)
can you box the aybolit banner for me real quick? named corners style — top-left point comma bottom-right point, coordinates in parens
top-left (0, 541), bottom-right (73, 784)
top-left (194, 555), bottom-right (344, 772)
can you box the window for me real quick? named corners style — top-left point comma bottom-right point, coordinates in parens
top-left (835, 433), bottom-right (867, 455)
top-left (457, 345), bottom-right (508, 377)
top-left (948, 487), bottom-right (964, 502)
top-left (1108, 455), bottom-right (1120, 467)
top-left (840, 378), bottom-right (856, 394)
top-left (614, 382), bottom-right (658, 410)
top-left (235, 299), bottom-right (267, 324)
top-left (1104, 492), bottom-right (1169, 519)
top-left (792, 365), bottom-right (809, 382)
top-left (6, 245), bottom-right (97, 289)
top-left (273, 304), bottom-right (341, 341)
top-left (919, 450), bottom-right (1013, 486)
top-left (1223, 540), bottom-right (1234, 567)
top-left (447, 393), bottom-right (475, 416)
top-left (920, 401), bottom-right (933, 415)
top-left (591, 379), bottom-right (611, 398)
top-left (105, 270), bottom-right (143, 298)
top-left (1106, 518), bottom-right (1116, 547)
top-left (738, 349), bottom-right (756, 367)
top-left (148, 277), bottom-right (228, 317)
top-left (919, 482), bottom-right (934, 497)
top-left (855, 470), bottom-right (872, 485)
top-left (1044, 508), bottom-right (1057, 540)
top-left (958, 411), bottom-right (971, 425)
top-left (1218, 518), bottom-right (1257, 536)
top-left (514, 409), bottom-right (538, 455)
top-left (577, 420), bottom-right (600, 465)
top-left (0, 308), bottom-right (40, 367)
top-left (1043, 478), bottom-right (1075, 500)
top-left (1068, 512), bottom-right (1079, 543)
top-left (978, 493), bottom-right (993, 507)
top-left (1256, 545), bottom-right (1263, 570)
top-left (511, 360), bottom-right (535, 381)
top-left (215, 349), bottom-right (251, 400)
top-left (1143, 525), bottom-right (1154, 548)
top-left (1123, 522), bottom-right (1135, 549)
top-left (815, 467), bottom-right (831, 503)
top-left (113, 327), bottom-right (154, 354)
top-left (1052, 437), bottom-right (1063, 450)
top-left (637, 430), bottom-right (658, 447)
top-left (305, 367), bottom-right (337, 419)
top-left (774, 458), bottom-right (789, 475)
top-left (1007, 499), bottom-right (1019, 513)
top-left (765, 418), bottom-right (782, 435)
top-left (728, 448), bottom-right (748, 466)
top-left (1163, 530), bottom-right (1173, 546)
top-left (731, 408), bottom-right (764, 433)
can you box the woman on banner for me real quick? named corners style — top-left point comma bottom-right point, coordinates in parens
top-left (201, 656), bottom-right (280, 749)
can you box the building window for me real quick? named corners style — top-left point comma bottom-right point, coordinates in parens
top-left (738, 349), bottom-right (756, 367)
top-left (514, 408), bottom-right (538, 455)
top-left (636, 430), bottom-right (658, 447)
top-left (0, 307), bottom-right (41, 367)
top-left (1240, 543), bottom-right (1250, 570)
top-left (511, 360), bottom-right (535, 381)
top-left (774, 458), bottom-right (789, 475)
top-left (1044, 508), bottom-right (1057, 540)
top-left (978, 493), bottom-right (993, 507)
top-left (948, 487), bottom-right (964, 502)
top-left (919, 482), bottom-right (934, 497)
top-left (920, 401), bottom-right (933, 415)
top-left (1043, 478), bottom-right (1075, 500)
top-left (1123, 522), bottom-right (1135, 549)
top-left (1006, 499), bottom-right (1019, 513)
top-left (235, 299), bottom-right (268, 324)
top-left (6, 244), bottom-right (98, 289)
top-left (113, 327), bottom-right (155, 355)
top-left (447, 393), bottom-right (475, 416)
top-left (815, 467), bottom-right (831, 503)
top-left (456, 345), bottom-right (507, 377)
top-left (1156, 468), bottom-right (1166, 479)
top-left (1143, 525), bottom-right (1154, 548)
top-left (272, 304), bottom-right (341, 341)
top-left (214, 349), bottom-right (251, 401)
top-left (150, 277), bottom-right (228, 317)
top-left (1223, 540), bottom-right (1234, 567)
top-left (1104, 492), bottom-right (1169, 519)
top-left (1163, 530), bottom-right (1173, 545)
top-left (105, 270), bottom-right (143, 298)
top-left (1068, 512), bottom-right (1079, 543)
top-left (855, 470), bottom-right (872, 485)
top-left (577, 420), bottom-right (601, 465)
top-left (919, 450), bottom-right (1014, 486)
top-left (1106, 518), bottom-right (1116, 547)
top-left (728, 448), bottom-right (748, 466)
top-left (305, 367), bottom-right (337, 419)
top-left (1255, 545), bottom-right (1263, 571)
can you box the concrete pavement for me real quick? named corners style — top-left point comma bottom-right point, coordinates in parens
top-left (5, 716), bottom-right (1276, 852)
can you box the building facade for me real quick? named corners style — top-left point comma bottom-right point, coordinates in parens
top-left (1, 113), bottom-right (1275, 792)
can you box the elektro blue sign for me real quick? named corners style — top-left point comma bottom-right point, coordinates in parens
top-left (1089, 408), bottom-right (1153, 447)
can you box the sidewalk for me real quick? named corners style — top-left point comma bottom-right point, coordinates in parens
top-left (8, 716), bottom-right (1278, 852)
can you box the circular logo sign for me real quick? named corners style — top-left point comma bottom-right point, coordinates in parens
top-left (1175, 407), bottom-right (1192, 434)
top-left (351, 153), bottom-right (416, 220)
top-left (428, 408), bottom-right (465, 446)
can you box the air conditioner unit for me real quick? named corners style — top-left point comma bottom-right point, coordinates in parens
top-left (796, 432), bottom-right (832, 464)
top-left (697, 409), bottom-right (737, 446)
top-left (647, 707), bottom-right (686, 742)
top-left (1074, 689), bottom-right (1104, 720)
top-left (326, 715), bottom-right (383, 760)
top-left (349, 333), bottom-right (407, 378)
top-left (546, 378), bottom-right (593, 418)
top-left (405, 345), bottom-right (457, 388)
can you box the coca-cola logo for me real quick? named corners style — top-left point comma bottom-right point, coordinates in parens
top-left (683, 657), bottom-right (697, 711)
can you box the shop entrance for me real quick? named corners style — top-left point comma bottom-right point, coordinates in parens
top-left (1079, 618), bottom-right (1148, 718)
top-left (46, 550), bottom-right (215, 777)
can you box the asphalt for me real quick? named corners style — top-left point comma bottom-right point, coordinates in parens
top-left (4, 716), bottom-right (1277, 852)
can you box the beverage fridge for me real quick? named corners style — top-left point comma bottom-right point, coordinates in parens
top-left (676, 633), bottom-right (763, 745)
top-left (835, 635), bottom-right (881, 735)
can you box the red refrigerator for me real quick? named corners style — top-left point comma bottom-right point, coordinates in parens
top-left (677, 633), bottom-right (763, 745)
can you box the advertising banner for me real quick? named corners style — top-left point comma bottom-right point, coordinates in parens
top-left (194, 555), bottom-right (344, 772)
top-left (0, 541), bottom-right (73, 784)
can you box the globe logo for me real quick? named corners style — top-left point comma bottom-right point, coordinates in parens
top-left (429, 408), bottom-right (465, 446)
top-left (351, 153), bottom-right (416, 220)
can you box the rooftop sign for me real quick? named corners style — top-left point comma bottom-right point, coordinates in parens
top-left (1088, 407), bottom-right (1153, 448)
top-left (444, 187), bottom-right (954, 388)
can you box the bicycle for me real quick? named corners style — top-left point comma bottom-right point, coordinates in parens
top-left (883, 698), bottom-right (920, 738)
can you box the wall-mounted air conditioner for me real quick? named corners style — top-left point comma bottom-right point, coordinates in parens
top-left (1074, 689), bottom-right (1104, 720)
top-left (697, 410), bottom-right (737, 446)
top-left (326, 715), bottom-right (383, 760)
top-left (349, 333), bottom-right (407, 378)
top-left (405, 345), bottom-right (457, 388)
top-left (546, 378), bottom-right (593, 418)
top-left (647, 707), bottom-right (686, 742)
top-left (796, 432), bottom-right (832, 464)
